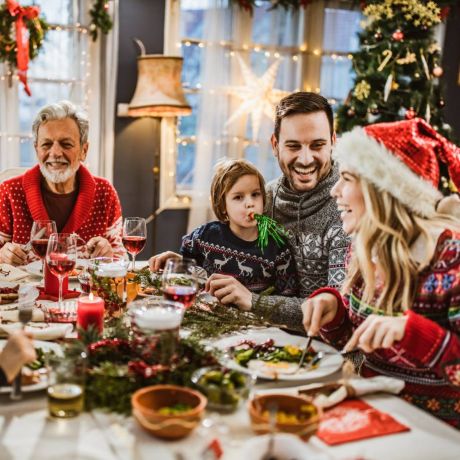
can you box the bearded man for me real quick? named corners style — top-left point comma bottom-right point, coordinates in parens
top-left (0, 100), bottom-right (124, 265)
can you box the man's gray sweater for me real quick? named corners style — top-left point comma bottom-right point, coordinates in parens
top-left (251, 162), bottom-right (350, 331)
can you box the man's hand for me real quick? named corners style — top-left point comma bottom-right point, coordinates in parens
top-left (0, 330), bottom-right (36, 383)
top-left (343, 314), bottom-right (408, 354)
top-left (149, 251), bottom-right (181, 272)
top-left (87, 237), bottom-right (113, 258)
top-left (0, 242), bottom-right (27, 266)
top-left (205, 274), bottom-right (252, 311)
top-left (301, 293), bottom-right (338, 337)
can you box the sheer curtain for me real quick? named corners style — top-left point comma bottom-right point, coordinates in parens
top-left (187, 2), bottom-right (301, 232)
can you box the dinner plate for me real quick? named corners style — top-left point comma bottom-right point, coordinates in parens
top-left (0, 339), bottom-right (63, 393)
top-left (213, 328), bottom-right (343, 381)
top-left (25, 260), bottom-right (87, 279)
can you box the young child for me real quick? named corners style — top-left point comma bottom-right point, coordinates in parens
top-left (159, 159), bottom-right (298, 296)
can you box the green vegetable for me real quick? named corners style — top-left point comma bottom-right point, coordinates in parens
top-left (157, 403), bottom-right (193, 415)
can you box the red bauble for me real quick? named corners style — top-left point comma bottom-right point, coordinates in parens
top-left (432, 66), bottom-right (443, 78)
top-left (405, 108), bottom-right (416, 120)
top-left (392, 30), bottom-right (404, 41)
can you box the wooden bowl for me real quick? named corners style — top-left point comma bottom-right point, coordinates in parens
top-left (131, 385), bottom-right (207, 439)
top-left (248, 393), bottom-right (320, 440)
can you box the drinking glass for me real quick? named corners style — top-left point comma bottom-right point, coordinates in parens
top-left (47, 353), bottom-right (86, 418)
top-left (46, 233), bottom-right (78, 307)
top-left (162, 258), bottom-right (198, 309)
top-left (122, 217), bottom-right (147, 271)
top-left (30, 220), bottom-right (57, 272)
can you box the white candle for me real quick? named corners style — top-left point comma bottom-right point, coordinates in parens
top-left (134, 307), bottom-right (182, 331)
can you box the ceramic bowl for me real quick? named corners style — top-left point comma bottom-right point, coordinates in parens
top-left (248, 393), bottom-right (320, 440)
top-left (131, 384), bottom-right (207, 439)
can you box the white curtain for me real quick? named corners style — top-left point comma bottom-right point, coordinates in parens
top-left (187, 2), bottom-right (301, 232)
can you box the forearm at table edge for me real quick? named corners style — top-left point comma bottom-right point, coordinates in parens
top-left (251, 293), bottom-right (304, 332)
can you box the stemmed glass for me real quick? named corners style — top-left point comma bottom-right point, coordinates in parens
top-left (122, 217), bottom-right (147, 271)
top-left (30, 220), bottom-right (57, 272)
top-left (162, 258), bottom-right (199, 309)
top-left (46, 233), bottom-right (78, 307)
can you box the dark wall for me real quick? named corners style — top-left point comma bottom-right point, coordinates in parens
top-left (442, 11), bottom-right (460, 140)
top-left (114, 0), bottom-right (188, 257)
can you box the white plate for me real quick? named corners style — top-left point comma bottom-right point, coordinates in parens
top-left (0, 339), bottom-right (63, 393)
top-left (25, 260), bottom-right (87, 279)
top-left (213, 328), bottom-right (343, 381)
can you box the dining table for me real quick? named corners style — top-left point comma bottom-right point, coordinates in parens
top-left (1, 262), bottom-right (460, 460)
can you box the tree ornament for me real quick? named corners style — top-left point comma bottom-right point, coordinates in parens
top-left (353, 80), bottom-right (371, 101)
top-left (383, 73), bottom-right (394, 102)
top-left (432, 65), bottom-right (443, 78)
top-left (377, 49), bottom-right (393, 72)
top-left (248, 213), bottom-right (287, 251)
top-left (438, 99), bottom-right (445, 108)
top-left (414, 72), bottom-right (421, 79)
top-left (374, 30), bottom-right (383, 41)
top-left (347, 107), bottom-right (356, 117)
top-left (392, 30), bottom-right (404, 41)
top-left (405, 108), bottom-right (417, 120)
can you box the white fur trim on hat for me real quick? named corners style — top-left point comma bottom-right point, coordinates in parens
top-left (333, 127), bottom-right (442, 218)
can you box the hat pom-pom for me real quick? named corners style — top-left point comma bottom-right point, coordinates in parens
top-left (436, 195), bottom-right (460, 219)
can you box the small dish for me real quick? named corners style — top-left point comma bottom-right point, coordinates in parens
top-left (191, 366), bottom-right (254, 413)
top-left (131, 384), bottom-right (207, 439)
top-left (248, 393), bottom-right (321, 440)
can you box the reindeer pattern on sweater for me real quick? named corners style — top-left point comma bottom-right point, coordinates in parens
top-left (180, 221), bottom-right (298, 296)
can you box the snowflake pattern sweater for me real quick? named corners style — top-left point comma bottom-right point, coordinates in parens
top-left (180, 221), bottom-right (298, 296)
top-left (314, 229), bottom-right (460, 428)
top-left (250, 162), bottom-right (350, 331)
top-left (0, 164), bottom-right (125, 260)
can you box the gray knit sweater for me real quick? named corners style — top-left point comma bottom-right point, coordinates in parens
top-left (251, 162), bottom-right (350, 331)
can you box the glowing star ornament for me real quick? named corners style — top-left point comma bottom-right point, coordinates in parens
top-left (225, 55), bottom-right (289, 140)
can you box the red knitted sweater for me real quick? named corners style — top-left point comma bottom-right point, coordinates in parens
top-left (311, 229), bottom-right (460, 428)
top-left (0, 164), bottom-right (125, 259)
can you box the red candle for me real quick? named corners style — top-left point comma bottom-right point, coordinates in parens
top-left (77, 293), bottom-right (104, 334)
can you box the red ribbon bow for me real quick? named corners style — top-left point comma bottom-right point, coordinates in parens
top-left (6, 0), bottom-right (40, 96)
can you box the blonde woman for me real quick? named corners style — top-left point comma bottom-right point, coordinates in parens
top-left (302, 118), bottom-right (460, 428)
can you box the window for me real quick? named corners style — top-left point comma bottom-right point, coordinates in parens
top-left (0, 0), bottom-right (94, 171)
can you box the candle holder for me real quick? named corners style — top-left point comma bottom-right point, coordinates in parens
top-left (129, 298), bottom-right (184, 365)
top-left (88, 257), bottom-right (129, 319)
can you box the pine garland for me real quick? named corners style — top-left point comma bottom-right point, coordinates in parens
top-left (89, 0), bottom-right (113, 42)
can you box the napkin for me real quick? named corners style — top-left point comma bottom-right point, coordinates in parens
top-left (0, 264), bottom-right (29, 282)
top-left (317, 399), bottom-right (410, 445)
top-left (37, 287), bottom-right (81, 302)
top-left (0, 307), bottom-right (45, 322)
top-left (306, 376), bottom-right (405, 409)
top-left (0, 322), bottom-right (72, 340)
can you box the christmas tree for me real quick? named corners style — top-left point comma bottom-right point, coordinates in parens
top-left (337, 0), bottom-right (458, 141)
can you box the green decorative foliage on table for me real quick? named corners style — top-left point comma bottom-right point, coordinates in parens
top-left (336, 0), bottom-right (458, 143)
top-left (89, 0), bottom-right (113, 41)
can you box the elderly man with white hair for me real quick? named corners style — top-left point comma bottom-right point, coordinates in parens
top-left (0, 100), bottom-right (125, 265)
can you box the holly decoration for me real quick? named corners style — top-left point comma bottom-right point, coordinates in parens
top-left (0, 0), bottom-right (48, 96)
top-left (337, 0), bottom-right (456, 141)
top-left (249, 213), bottom-right (287, 251)
top-left (89, 0), bottom-right (113, 42)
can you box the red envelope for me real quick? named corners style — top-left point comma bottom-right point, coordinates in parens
top-left (317, 399), bottom-right (409, 445)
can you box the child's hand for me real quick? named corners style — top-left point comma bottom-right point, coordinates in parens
top-left (148, 251), bottom-right (181, 272)
top-left (206, 274), bottom-right (252, 311)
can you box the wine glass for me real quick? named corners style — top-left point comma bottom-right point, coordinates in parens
top-left (46, 233), bottom-right (78, 307)
top-left (122, 217), bottom-right (147, 271)
top-left (162, 258), bottom-right (198, 309)
top-left (30, 220), bottom-right (57, 272)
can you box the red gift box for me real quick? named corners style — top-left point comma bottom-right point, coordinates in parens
top-left (317, 399), bottom-right (409, 445)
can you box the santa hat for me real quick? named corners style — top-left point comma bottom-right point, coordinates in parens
top-left (333, 118), bottom-right (460, 218)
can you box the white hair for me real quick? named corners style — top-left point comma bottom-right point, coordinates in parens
top-left (32, 100), bottom-right (89, 145)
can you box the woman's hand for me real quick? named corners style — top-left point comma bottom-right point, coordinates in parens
top-left (0, 242), bottom-right (27, 266)
top-left (87, 236), bottom-right (113, 258)
top-left (205, 274), bottom-right (252, 311)
top-left (0, 330), bottom-right (36, 383)
top-left (301, 293), bottom-right (338, 336)
top-left (148, 251), bottom-right (181, 272)
top-left (343, 314), bottom-right (408, 353)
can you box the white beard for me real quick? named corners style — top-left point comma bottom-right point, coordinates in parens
top-left (39, 162), bottom-right (80, 184)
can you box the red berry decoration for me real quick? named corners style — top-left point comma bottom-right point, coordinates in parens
top-left (392, 30), bottom-right (404, 41)
top-left (405, 108), bottom-right (416, 120)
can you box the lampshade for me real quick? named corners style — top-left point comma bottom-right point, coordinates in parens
top-left (128, 55), bottom-right (192, 117)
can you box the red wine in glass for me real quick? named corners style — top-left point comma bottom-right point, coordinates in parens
top-left (31, 239), bottom-right (49, 259)
top-left (122, 236), bottom-right (146, 255)
top-left (162, 285), bottom-right (197, 309)
top-left (48, 255), bottom-right (76, 277)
